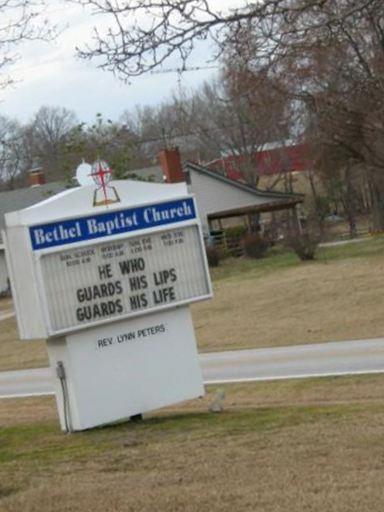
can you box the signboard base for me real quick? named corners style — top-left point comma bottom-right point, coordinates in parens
top-left (46, 306), bottom-right (204, 431)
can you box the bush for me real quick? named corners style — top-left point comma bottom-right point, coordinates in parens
top-left (224, 225), bottom-right (248, 258)
top-left (243, 233), bottom-right (270, 259)
top-left (205, 245), bottom-right (221, 267)
top-left (285, 230), bottom-right (320, 261)
top-left (224, 225), bottom-right (248, 240)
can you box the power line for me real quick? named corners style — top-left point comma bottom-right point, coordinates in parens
top-left (150, 65), bottom-right (218, 75)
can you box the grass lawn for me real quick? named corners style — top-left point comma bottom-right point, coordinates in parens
top-left (192, 235), bottom-right (384, 351)
top-left (0, 317), bottom-right (47, 372)
top-left (0, 297), bottom-right (13, 314)
top-left (1, 236), bottom-right (384, 371)
top-left (2, 235), bottom-right (384, 511)
top-left (1, 375), bottom-right (384, 511)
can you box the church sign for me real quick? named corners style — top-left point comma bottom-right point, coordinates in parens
top-left (4, 167), bottom-right (212, 431)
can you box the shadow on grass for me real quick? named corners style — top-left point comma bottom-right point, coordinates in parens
top-left (130, 403), bottom-right (366, 436)
top-left (0, 402), bottom-right (370, 469)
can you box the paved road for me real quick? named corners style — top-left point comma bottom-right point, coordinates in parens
top-left (2, 337), bottom-right (384, 398)
top-left (0, 368), bottom-right (54, 398)
top-left (201, 338), bottom-right (384, 384)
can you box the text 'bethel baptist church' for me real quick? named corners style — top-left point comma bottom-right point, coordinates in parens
top-left (30, 199), bottom-right (196, 250)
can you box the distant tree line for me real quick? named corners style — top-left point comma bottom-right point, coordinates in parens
top-left (2, 1), bottom-right (384, 234)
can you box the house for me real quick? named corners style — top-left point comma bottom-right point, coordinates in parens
top-left (0, 150), bottom-right (304, 294)
top-left (147, 148), bottom-right (305, 235)
top-left (0, 172), bottom-right (69, 294)
top-left (208, 141), bottom-right (312, 181)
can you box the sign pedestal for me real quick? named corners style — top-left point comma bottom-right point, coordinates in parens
top-left (46, 306), bottom-right (203, 431)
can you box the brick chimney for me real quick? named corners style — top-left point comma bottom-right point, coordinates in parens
top-left (28, 167), bottom-right (45, 187)
top-left (158, 147), bottom-right (185, 183)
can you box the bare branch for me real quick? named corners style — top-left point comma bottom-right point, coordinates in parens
top-left (72, 0), bottom-right (340, 80)
top-left (0, 0), bottom-right (52, 88)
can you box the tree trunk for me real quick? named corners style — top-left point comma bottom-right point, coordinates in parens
top-left (362, 166), bottom-right (384, 232)
top-left (345, 165), bottom-right (357, 238)
top-left (368, 177), bottom-right (384, 232)
top-left (307, 170), bottom-right (324, 237)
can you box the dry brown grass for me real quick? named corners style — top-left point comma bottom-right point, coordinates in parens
top-left (193, 253), bottom-right (384, 351)
top-left (0, 298), bottom-right (13, 314)
top-left (0, 395), bottom-right (57, 427)
top-left (1, 375), bottom-right (384, 511)
top-left (2, 239), bottom-right (384, 369)
top-left (0, 317), bottom-right (47, 372)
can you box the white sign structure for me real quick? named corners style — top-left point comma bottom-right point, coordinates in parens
top-left (4, 177), bottom-right (212, 431)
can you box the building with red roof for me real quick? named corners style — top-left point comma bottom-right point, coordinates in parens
top-left (209, 141), bottom-right (313, 181)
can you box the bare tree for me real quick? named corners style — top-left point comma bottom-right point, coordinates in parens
top-left (24, 106), bottom-right (78, 180)
top-left (0, 1), bottom-right (52, 88)
top-left (73, 0), bottom-right (373, 80)
top-left (186, 71), bottom-right (291, 188)
top-left (285, 1), bottom-right (384, 230)
top-left (62, 113), bottom-right (139, 179)
top-left (0, 115), bottom-right (26, 188)
top-left (217, 0), bottom-right (384, 230)
top-left (68, 0), bottom-right (384, 234)
top-left (123, 101), bottom-right (186, 158)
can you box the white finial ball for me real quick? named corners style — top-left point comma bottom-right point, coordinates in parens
top-left (76, 161), bottom-right (93, 186)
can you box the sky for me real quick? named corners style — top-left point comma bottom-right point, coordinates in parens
top-left (0, 1), bottom-right (244, 125)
